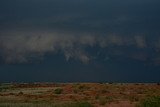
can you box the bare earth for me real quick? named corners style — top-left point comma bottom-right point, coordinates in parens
top-left (0, 83), bottom-right (160, 107)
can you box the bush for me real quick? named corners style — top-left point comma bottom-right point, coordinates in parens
top-left (68, 102), bottom-right (93, 107)
top-left (99, 96), bottom-right (114, 105)
top-left (137, 96), bottom-right (160, 107)
top-left (99, 97), bottom-right (107, 105)
top-left (78, 85), bottom-right (90, 90)
top-left (0, 85), bottom-right (10, 92)
top-left (157, 83), bottom-right (160, 85)
top-left (54, 88), bottom-right (63, 94)
top-left (18, 91), bottom-right (24, 95)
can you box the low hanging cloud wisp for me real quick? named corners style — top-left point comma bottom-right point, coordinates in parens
top-left (0, 31), bottom-right (93, 63)
top-left (0, 30), bottom-right (157, 64)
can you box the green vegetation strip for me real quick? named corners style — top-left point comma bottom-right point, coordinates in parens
top-left (0, 102), bottom-right (93, 107)
top-left (137, 96), bottom-right (160, 107)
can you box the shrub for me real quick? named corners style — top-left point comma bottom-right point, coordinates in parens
top-left (99, 97), bottom-right (107, 105)
top-left (157, 83), bottom-right (160, 85)
top-left (73, 89), bottom-right (78, 94)
top-left (18, 91), bottom-right (24, 95)
top-left (68, 101), bottom-right (93, 107)
top-left (99, 96), bottom-right (114, 105)
top-left (95, 95), bottom-right (99, 100)
top-left (137, 96), bottom-right (160, 107)
top-left (54, 88), bottom-right (63, 94)
top-left (78, 85), bottom-right (90, 90)
top-left (0, 85), bottom-right (10, 92)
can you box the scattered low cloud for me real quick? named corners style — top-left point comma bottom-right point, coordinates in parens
top-left (134, 35), bottom-right (147, 48)
top-left (0, 30), bottom-right (159, 64)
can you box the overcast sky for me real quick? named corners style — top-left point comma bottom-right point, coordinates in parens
top-left (0, 0), bottom-right (160, 82)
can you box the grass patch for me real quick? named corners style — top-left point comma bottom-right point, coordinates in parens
top-left (0, 83), bottom-right (13, 92)
top-left (99, 96), bottom-right (114, 105)
top-left (0, 101), bottom-right (93, 107)
top-left (67, 102), bottom-right (93, 107)
top-left (137, 96), bottom-right (160, 107)
top-left (54, 88), bottom-right (63, 94)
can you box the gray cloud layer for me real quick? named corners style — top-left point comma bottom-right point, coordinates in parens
top-left (0, 30), bottom-right (159, 64)
top-left (0, 0), bottom-right (160, 65)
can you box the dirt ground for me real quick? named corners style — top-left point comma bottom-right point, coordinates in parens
top-left (0, 83), bottom-right (160, 107)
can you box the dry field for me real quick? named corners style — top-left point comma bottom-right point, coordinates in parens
top-left (0, 83), bottom-right (160, 107)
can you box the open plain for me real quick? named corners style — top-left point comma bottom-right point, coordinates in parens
top-left (0, 83), bottom-right (160, 107)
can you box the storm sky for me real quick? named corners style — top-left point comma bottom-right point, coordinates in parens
top-left (0, 0), bottom-right (160, 82)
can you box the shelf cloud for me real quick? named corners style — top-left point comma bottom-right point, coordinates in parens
top-left (0, 30), bottom-right (159, 64)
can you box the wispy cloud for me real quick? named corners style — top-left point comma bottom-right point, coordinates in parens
top-left (0, 30), bottom-right (159, 64)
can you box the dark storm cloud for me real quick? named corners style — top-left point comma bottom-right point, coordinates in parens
top-left (1, 0), bottom-right (160, 82)
top-left (0, 30), bottom-right (159, 64)
top-left (1, 0), bottom-right (160, 33)
top-left (0, 0), bottom-right (160, 65)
